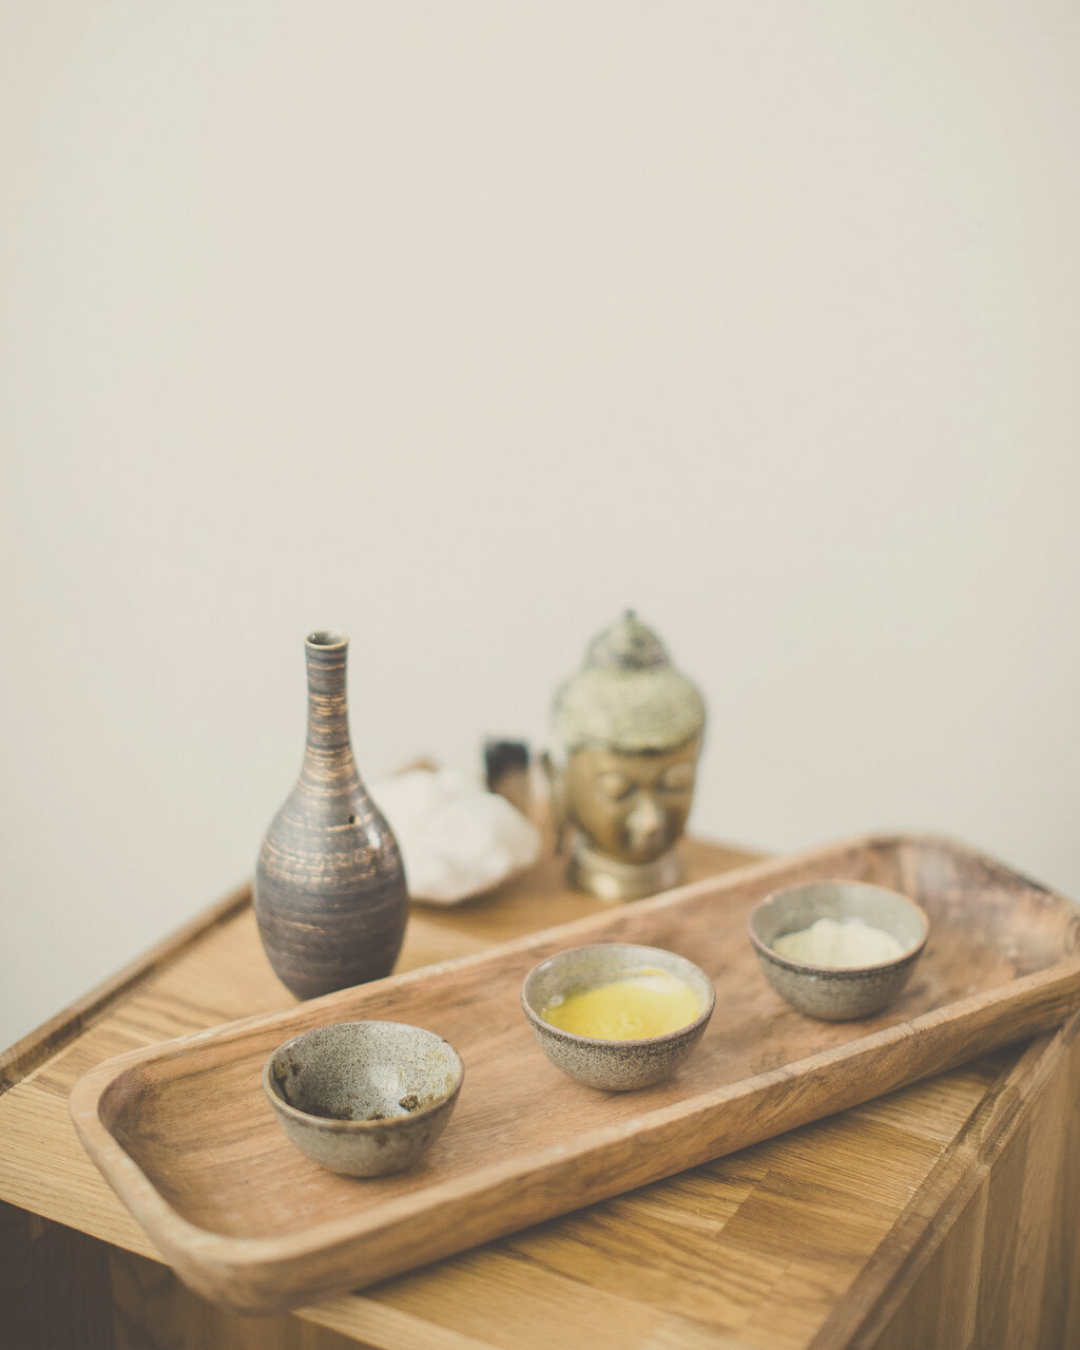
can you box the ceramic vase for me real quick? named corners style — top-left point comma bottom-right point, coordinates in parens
top-left (255, 630), bottom-right (409, 1000)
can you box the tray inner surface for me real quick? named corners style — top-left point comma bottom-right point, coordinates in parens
top-left (100, 836), bottom-right (1079, 1243)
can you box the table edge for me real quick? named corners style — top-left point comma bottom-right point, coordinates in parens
top-left (0, 879), bottom-right (253, 1095)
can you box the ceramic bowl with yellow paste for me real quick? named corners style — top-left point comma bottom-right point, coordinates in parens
top-left (520, 943), bottom-right (715, 1090)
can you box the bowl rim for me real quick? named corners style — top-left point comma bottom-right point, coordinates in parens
top-left (747, 880), bottom-right (930, 975)
top-left (262, 1019), bottom-right (465, 1132)
top-left (520, 941), bottom-right (716, 1048)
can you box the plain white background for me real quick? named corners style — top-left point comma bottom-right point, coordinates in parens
top-left (2, 2), bottom-right (1078, 1050)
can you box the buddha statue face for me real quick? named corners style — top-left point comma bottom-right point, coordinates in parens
top-left (563, 738), bottom-right (701, 866)
top-left (551, 612), bottom-right (706, 900)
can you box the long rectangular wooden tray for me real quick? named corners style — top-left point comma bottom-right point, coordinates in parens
top-left (70, 833), bottom-right (1080, 1315)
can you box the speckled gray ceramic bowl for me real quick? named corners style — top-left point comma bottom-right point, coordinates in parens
top-left (521, 943), bottom-right (715, 1091)
top-left (748, 880), bottom-right (930, 1021)
top-left (263, 1021), bottom-right (464, 1177)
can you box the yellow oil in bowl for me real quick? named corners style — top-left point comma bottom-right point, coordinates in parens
top-left (540, 967), bottom-right (702, 1041)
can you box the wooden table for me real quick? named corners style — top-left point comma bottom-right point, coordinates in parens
top-left (2, 835), bottom-right (1079, 1350)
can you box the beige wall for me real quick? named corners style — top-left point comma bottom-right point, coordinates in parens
top-left (2, 3), bottom-right (1078, 1048)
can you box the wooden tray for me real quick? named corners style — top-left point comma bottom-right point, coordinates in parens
top-left (70, 833), bottom-right (1080, 1315)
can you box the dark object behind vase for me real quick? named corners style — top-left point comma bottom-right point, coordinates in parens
top-left (254, 631), bottom-right (409, 1000)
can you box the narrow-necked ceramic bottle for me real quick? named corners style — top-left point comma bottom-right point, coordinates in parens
top-left (254, 630), bottom-right (409, 999)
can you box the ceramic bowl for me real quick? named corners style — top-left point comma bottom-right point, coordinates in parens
top-left (263, 1020), bottom-right (464, 1177)
top-left (748, 880), bottom-right (930, 1021)
top-left (521, 942), bottom-right (715, 1091)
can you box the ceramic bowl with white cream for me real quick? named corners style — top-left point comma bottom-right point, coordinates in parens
top-left (748, 880), bottom-right (929, 1021)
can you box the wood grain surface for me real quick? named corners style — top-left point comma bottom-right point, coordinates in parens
top-left (70, 834), bottom-right (1080, 1313)
top-left (2, 831), bottom-right (1079, 1349)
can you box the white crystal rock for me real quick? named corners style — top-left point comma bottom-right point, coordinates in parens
top-left (370, 768), bottom-right (542, 905)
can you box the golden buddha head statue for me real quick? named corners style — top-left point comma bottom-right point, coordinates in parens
top-left (550, 612), bottom-right (706, 901)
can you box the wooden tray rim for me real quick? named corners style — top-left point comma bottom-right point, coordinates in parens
top-left (69, 831), bottom-right (1080, 1281)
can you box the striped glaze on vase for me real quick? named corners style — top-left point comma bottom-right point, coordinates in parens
top-left (254, 631), bottom-right (409, 1000)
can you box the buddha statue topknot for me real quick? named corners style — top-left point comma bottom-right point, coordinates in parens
top-left (549, 611), bottom-right (706, 901)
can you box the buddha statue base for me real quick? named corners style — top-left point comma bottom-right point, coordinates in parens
top-left (567, 838), bottom-right (684, 902)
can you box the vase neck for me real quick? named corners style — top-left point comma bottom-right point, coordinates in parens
top-left (303, 631), bottom-right (353, 757)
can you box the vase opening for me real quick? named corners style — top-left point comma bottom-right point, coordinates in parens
top-left (307, 630), bottom-right (348, 649)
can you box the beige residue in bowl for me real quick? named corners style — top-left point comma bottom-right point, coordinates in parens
top-left (772, 916), bottom-right (906, 968)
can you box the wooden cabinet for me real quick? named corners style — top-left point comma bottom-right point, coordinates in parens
top-left (2, 837), bottom-right (1078, 1349)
